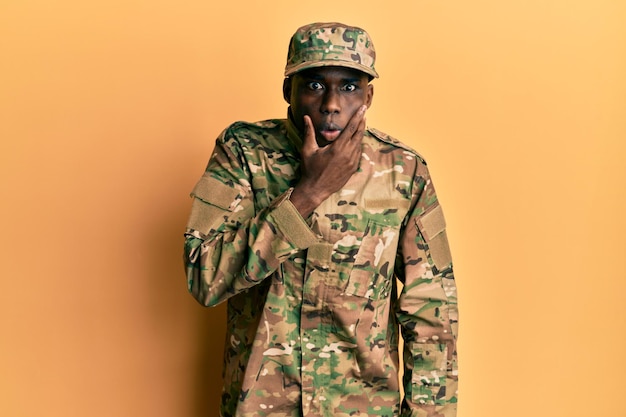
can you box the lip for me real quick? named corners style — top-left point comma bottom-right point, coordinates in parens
top-left (320, 129), bottom-right (341, 142)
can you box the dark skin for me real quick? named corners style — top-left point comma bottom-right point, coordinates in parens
top-left (282, 66), bottom-right (374, 218)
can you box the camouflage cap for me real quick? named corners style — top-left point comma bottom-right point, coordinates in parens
top-left (285, 22), bottom-right (379, 79)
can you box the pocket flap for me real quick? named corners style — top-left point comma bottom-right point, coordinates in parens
top-left (191, 175), bottom-right (241, 211)
top-left (416, 205), bottom-right (446, 241)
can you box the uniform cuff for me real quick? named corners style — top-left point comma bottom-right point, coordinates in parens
top-left (270, 188), bottom-right (319, 249)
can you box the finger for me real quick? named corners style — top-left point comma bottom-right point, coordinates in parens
top-left (341, 105), bottom-right (367, 142)
top-left (351, 115), bottom-right (366, 141)
top-left (301, 115), bottom-right (319, 154)
top-left (352, 119), bottom-right (365, 154)
top-left (334, 105), bottom-right (367, 150)
top-left (344, 116), bottom-right (364, 165)
top-left (351, 105), bottom-right (367, 131)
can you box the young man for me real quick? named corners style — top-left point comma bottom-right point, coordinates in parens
top-left (184, 22), bottom-right (458, 417)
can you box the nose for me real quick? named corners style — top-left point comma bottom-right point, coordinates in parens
top-left (320, 89), bottom-right (340, 114)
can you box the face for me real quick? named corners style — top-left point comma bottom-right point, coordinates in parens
top-left (283, 66), bottom-right (374, 147)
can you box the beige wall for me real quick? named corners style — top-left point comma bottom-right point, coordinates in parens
top-left (1, 1), bottom-right (625, 416)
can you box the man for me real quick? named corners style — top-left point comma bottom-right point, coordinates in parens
top-left (184, 22), bottom-right (458, 417)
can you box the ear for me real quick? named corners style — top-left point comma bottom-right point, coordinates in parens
top-left (282, 78), bottom-right (292, 104)
top-left (365, 83), bottom-right (374, 108)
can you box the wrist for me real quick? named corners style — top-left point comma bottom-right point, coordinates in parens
top-left (290, 185), bottom-right (325, 218)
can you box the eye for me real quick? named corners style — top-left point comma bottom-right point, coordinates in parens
top-left (341, 83), bottom-right (358, 92)
top-left (307, 81), bottom-right (324, 91)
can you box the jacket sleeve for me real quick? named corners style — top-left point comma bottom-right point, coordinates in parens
top-left (183, 127), bottom-right (318, 307)
top-left (395, 163), bottom-right (459, 417)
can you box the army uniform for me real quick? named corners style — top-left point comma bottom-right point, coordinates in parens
top-left (184, 23), bottom-right (458, 417)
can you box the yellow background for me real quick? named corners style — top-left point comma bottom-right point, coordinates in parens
top-left (1, 1), bottom-right (625, 416)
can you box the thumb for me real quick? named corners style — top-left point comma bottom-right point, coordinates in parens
top-left (301, 115), bottom-right (319, 155)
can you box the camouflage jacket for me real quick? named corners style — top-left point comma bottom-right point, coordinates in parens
top-left (184, 118), bottom-right (458, 417)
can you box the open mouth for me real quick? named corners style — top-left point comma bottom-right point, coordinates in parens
top-left (318, 122), bottom-right (342, 144)
top-left (320, 129), bottom-right (341, 142)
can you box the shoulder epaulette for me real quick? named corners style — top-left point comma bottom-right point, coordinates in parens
top-left (228, 119), bottom-right (283, 131)
top-left (367, 127), bottom-right (428, 165)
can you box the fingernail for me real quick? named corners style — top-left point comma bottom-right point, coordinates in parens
top-left (359, 105), bottom-right (367, 114)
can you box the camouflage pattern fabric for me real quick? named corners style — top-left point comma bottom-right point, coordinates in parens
top-left (183, 118), bottom-right (458, 417)
top-left (285, 22), bottom-right (379, 79)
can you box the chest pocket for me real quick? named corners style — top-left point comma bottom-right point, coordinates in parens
top-left (342, 219), bottom-right (401, 300)
top-left (338, 197), bottom-right (409, 300)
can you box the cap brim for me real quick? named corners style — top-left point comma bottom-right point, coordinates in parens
top-left (284, 60), bottom-right (379, 79)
